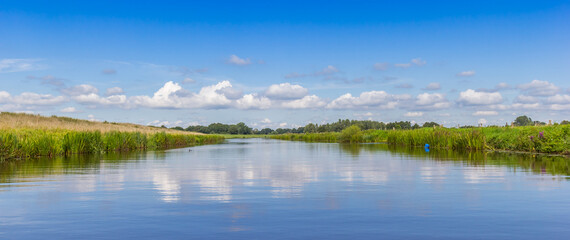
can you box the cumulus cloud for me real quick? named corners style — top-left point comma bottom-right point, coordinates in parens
top-left (0, 59), bottom-right (44, 73)
top-left (472, 111), bottom-right (498, 116)
top-left (60, 107), bottom-right (79, 113)
top-left (373, 62), bottom-right (389, 71)
top-left (518, 80), bottom-right (560, 97)
top-left (261, 118), bottom-right (272, 124)
top-left (105, 87), bottom-right (124, 96)
top-left (61, 84), bottom-right (99, 96)
top-left (422, 82), bottom-right (441, 90)
top-left (281, 95), bottom-right (327, 109)
top-left (457, 89), bottom-right (503, 105)
top-left (414, 93), bottom-right (451, 110)
top-left (327, 91), bottom-right (410, 109)
top-left (227, 55), bottom-right (251, 65)
top-left (235, 94), bottom-right (271, 110)
top-left (548, 94), bottom-right (570, 104)
top-left (0, 91), bottom-right (66, 111)
top-left (265, 83), bottom-right (308, 100)
top-left (456, 70), bottom-right (476, 77)
top-left (404, 112), bottom-right (423, 117)
top-left (514, 95), bottom-right (538, 104)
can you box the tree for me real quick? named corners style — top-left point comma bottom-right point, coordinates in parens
top-left (422, 122), bottom-right (439, 128)
top-left (514, 115), bottom-right (533, 126)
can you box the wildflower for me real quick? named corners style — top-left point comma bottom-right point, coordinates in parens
top-left (539, 132), bottom-right (544, 139)
top-left (530, 135), bottom-right (534, 141)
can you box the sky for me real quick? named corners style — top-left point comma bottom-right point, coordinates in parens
top-left (1, 0), bottom-right (569, 129)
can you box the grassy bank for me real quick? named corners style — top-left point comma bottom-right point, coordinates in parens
top-left (272, 125), bottom-right (570, 155)
top-left (0, 113), bottom-right (224, 161)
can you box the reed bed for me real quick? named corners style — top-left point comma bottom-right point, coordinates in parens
top-left (0, 129), bottom-right (224, 161)
top-left (272, 125), bottom-right (570, 155)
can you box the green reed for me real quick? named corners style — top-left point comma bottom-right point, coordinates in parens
top-left (271, 125), bottom-right (570, 155)
top-left (0, 129), bottom-right (224, 161)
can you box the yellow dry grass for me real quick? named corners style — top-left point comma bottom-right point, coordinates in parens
top-left (0, 112), bottom-right (203, 135)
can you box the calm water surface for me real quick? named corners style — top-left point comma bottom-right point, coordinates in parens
top-left (1, 138), bottom-right (569, 239)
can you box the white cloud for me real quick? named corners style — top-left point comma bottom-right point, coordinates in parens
top-left (518, 80), bottom-right (560, 96)
top-left (105, 87), bottom-right (124, 96)
top-left (261, 118), bottom-right (272, 124)
top-left (73, 93), bottom-right (128, 106)
top-left (373, 62), bottom-right (389, 70)
top-left (414, 93), bottom-right (450, 109)
top-left (472, 111), bottom-right (498, 116)
top-left (327, 91), bottom-right (410, 109)
top-left (265, 83), bottom-right (308, 100)
top-left (411, 58), bottom-right (426, 66)
top-left (279, 122), bottom-right (287, 127)
top-left (227, 55), bottom-right (251, 65)
top-left (511, 103), bottom-right (540, 109)
top-left (60, 107), bottom-right (79, 113)
top-left (423, 82), bottom-right (441, 90)
top-left (550, 104), bottom-right (570, 111)
top-left (456, 70), bottom-right (476, 77)
top-left (235, 94), bottom-right (271, 110)
top-left (548, 94), bottom-right (570, 104)
top-left (281, 95), bottom-right (327, 109)
top-left (61, 84), bottom-right (99, 96)
top-left (12, 92), bottom-right (66, 105)
top-left (0, 59), bottom-right (44, 73)
top-left (404, 112), bottom-right (424, 117)
top-left (514, 95), bottom-right (538, 103)
top-left (478, 118), bottom-right (488, 125)
top-left (457, 89), bottom-right (503, 105)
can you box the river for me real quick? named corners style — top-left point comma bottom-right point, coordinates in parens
top-left (1, 138), bottom-right (569, 239)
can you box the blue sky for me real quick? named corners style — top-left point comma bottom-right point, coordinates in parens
top-left (1, 0), bottom-right (569, 128)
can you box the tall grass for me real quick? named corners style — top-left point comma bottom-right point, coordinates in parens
top-left (0, 129), bottom-right (224, 161)
top-left (272, 125), bottom-right (570, 155)
top-left (387, 128), bottom-right (487, 150)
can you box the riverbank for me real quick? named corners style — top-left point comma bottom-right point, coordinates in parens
top-left (0, 113), bottom-right (224, 161)
top-left (270, 125), bottom-right (570, 155)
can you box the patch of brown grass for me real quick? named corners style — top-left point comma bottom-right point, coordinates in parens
top-left (0, 112), bottom-right (203, 135)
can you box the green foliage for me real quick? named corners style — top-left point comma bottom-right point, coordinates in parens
top-left (514, 115), bottom-right (533, 126)
top-left (339, 125), bottom-right (363, 143)
top-left (0, 129), bottom-right (224, 161)
top-left (271, 125), bottom-right (570, 155)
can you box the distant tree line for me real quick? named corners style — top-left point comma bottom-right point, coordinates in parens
top-left (176, 119), bottom-right (441, 135)
top-left (171, 116), bottom-right (569, 135)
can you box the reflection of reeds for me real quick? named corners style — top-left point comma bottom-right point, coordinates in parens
top-left (0, 113), bottom-right (224, 161)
